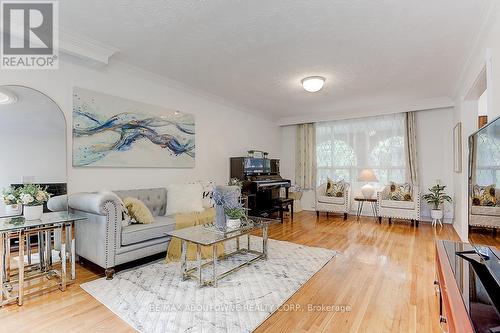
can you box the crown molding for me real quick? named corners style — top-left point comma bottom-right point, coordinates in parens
top-left (59, 30), bottom-right (119, 67)
top-left (107, 60), bottom-right (277, 122)
top-left (277, 96), bottom-right (455, 126)
top-left (452, 1), bottom-right (500, 99)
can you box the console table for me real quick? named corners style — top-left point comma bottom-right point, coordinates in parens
top-left (0, 212), bottom-right (87, 306)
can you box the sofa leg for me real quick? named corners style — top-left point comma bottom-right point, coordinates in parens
top-left (410, 219), bottom-right (414, 226)
top-left (344, 213), bottom-right (348, 220)
top-left (378, 216), bottom-right (382, 224)
top-left (316, 211), bottom-right (319, 218)
top-left (388, 218), bottom-right (392, 224)
top-left (415, 220), bottom-right (419, 228)
top-left (105, 268), bottom-right (115, 280)
top-left (326, 212), bottom-right (329, 218)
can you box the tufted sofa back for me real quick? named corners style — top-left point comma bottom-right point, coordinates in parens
top-left (113, 188), bottom-right (167, 216)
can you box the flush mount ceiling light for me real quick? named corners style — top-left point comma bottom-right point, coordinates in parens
top-left (301, 76), bottom-right (326, 93)
top-left (0, 88), bottom-right (17, 105)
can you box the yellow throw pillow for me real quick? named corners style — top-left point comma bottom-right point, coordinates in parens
top-left (123, 197), bottom-right (154, 224)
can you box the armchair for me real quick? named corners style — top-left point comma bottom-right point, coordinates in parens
top-left (377, 184), bottom-right (421, 226)
top-left (315, 182), bottom-right (351, 220)
top-left (469, 185), bottom-right (500, 232)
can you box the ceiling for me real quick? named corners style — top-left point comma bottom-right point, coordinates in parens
top-left (60, 0), bottom-right (493, 120)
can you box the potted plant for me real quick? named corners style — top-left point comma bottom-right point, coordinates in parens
top-left (18, 184), bottom-right (50, 220)
top-left (422, 184), bottom-right (452, 222)
top-left (225, 202), bottom-right (246, 229)
top-left (1, 186), bottom-right (22, 216)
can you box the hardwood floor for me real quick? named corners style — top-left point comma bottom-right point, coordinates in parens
top-left (0, 211), bottom-right (498, 332)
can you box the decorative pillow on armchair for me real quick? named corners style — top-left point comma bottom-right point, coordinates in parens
top-left (388, 182), bottom-right (413, 201)
top-left (472, 184), bottom-right (497, 206)
top-left (326, 179), bottom-right (345, 197)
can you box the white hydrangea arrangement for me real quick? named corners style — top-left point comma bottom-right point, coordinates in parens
top-left (1, 186), bottom-right (20, 205)
top-left (17, 184), bottom-right (50, 206)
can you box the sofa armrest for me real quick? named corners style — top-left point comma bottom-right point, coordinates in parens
top-left (70, 192), bottom-right (123, 269)
top-left (69, 192), bottom-right (122, 216)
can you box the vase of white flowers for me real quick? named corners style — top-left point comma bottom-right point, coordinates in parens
top-left (18, 184), bottom-right (50, 220)
top-left (1, 187), bottom-right (22, 216)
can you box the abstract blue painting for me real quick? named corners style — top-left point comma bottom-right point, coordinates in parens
top-left (72, 87), bottom-right (195, 168)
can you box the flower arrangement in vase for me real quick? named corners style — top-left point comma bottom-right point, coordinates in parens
top-left (1, 186), bottom-right (22, 216)
top-left (18, 184), bottom-right (50, 220)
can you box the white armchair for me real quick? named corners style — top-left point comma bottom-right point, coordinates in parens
top-left (315, 183), bottom-right (351, 220)
top-left (377, 184), bottom-right (421, 227)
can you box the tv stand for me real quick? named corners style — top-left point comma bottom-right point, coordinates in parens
top-left (435, 241), bottom-right (500, 333)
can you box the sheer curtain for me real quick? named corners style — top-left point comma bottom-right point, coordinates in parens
top-left (316, 113), bottom-right (406, 198)
top-left (295, 123), bottom-right (316, 189)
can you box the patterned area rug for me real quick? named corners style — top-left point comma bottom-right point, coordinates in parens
top-left (81, 236), bottom-right (338, 333)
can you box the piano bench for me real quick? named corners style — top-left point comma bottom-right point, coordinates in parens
top-left (274, 198), bottom-right (294, 223)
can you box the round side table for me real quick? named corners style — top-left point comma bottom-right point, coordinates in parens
top-left (354, 197), bottom-right (378, 221)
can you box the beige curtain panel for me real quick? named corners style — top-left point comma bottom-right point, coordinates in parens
top-left (405, 112), bottom-right (419, 184)
top-left (295, 123), bottom-right (316, 189)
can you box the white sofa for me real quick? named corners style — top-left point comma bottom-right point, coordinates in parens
top-left (315, 183), bottom-right (351, 220)
top-left (377, 184), bottom-right (421, 227)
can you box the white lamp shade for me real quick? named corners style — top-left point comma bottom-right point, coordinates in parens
top-left (358, 169), bottom-right (378, 182)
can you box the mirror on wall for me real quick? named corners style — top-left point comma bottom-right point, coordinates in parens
top-left (468, 115), bottom-right (500, 232)
top-left (0, 85), bottom-right (67, 218)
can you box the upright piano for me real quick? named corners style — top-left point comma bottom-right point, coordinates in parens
top-left (230, 157), bottom-right (291, 217)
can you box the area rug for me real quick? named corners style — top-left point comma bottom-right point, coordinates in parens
top-left (80, 236), bottom-right (338, 333)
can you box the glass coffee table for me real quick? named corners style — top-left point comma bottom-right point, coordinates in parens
top-left (166, 216), bottom-right (278, 287)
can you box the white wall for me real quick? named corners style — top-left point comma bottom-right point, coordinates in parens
top-left (416, 108), bottom-right (455, 221)
top-left (0, 60), bottom-right (281, 193)
top-left (280, 107), bottom-right (456, 220)
top-left (452, 4), bottom-right (500, 240)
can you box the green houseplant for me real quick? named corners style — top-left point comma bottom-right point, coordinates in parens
top-left (422, 184), bottom-right (452, 222)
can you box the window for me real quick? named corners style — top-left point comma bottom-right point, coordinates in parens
top-left (475, 132), bottom-right (500, 186)
top-left (316, 113), bottom-right (407, 189)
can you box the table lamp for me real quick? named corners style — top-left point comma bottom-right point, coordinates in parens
top-left (358, 169), bottom-right (378, 199)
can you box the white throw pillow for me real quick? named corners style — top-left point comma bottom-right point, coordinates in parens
top-left (166, 183), bottom-right (204, 215)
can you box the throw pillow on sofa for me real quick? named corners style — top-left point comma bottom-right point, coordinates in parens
top-left (123, 197), bottom-right (154, 224)
top-left (166, 183), bottom-right (204, 215)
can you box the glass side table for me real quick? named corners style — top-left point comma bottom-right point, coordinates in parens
top-left (0, 211), bottom-right (87, 306)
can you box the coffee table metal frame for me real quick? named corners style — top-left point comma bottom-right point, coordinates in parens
top-left (168, 217), bottom-right (277, 287)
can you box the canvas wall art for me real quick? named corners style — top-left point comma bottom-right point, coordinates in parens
top-left (72, 87), bottom-right (195, 168)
